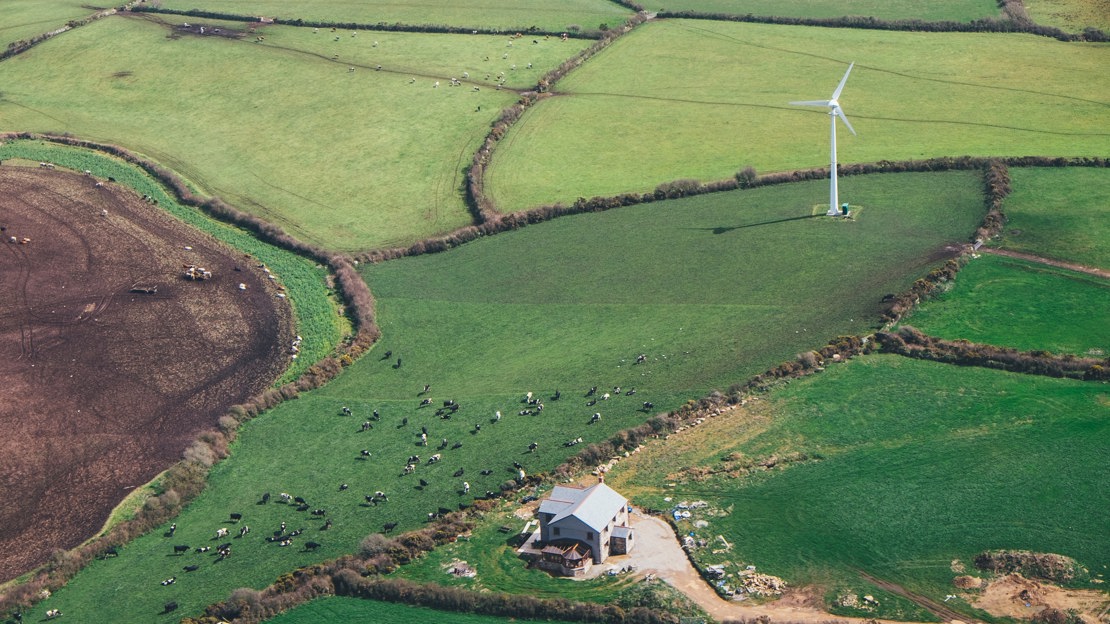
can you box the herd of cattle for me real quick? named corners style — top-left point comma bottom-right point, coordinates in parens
top-left (56, 355), bottom-right (661, 618)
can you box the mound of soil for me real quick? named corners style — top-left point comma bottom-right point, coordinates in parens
top-left (975, 550), bottom-right (1086, 583)
top-left (970, 574), bottom-right (1110, 623)
top-left (954, 575), bottom-right (984, 589)
top-left (0, 166), bottom-right (290, 582)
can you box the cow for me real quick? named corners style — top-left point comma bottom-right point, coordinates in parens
top-left (428, 454), bottom-right (441, 464)
top-left (383, 521), bottom-right (398, 532)
top-left (229, 513), bottom-right (242, 523)
top-left (312, 509), bottom-right (327, 517)
top-left (173, 544), bottom-right (190, 554)
top-left (528, 441), bottom-right (538, 452)
top-left (305, 541), bottom-right (321, 551)
top-left (453, 468), bottom-right (465, 477)
top-left (260, 492), bottom-right (271, 504)
top-left (163, 602), bottom-right (179, 614)
top-left (161, 577), bottom-right (176, 586)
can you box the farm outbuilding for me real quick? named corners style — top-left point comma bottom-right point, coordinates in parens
top-left (535, 479), bottom-right (633, 576)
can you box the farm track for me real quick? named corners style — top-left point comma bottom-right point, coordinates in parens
top-left (976, 247), bottom-right (1110, 279)
top-left (857, 571), bottom-right (981, 624)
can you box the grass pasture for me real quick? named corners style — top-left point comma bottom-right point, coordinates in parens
top-left (644, 0), bottom-right (1000, 22)
top-left (1023, 0), bottom-right (1110, 32)
top-left (487, 19), bottom-right (1110, 210)
top-left (0, 0), bottom-right (96, 50)
top-left (0, 14), bottom-right (588, 251)
top-left (903, 254), bottom-right (1110, 357)
top-left (266, 595), bottom-right (579, 624)
top-left (990, 167), bottom-right (1110, 270)
top-left (154, 0), bottom-right (633, 34)
top-left (25, 171), bottom-right (985, 623)
top-left (609, 355), bottom-right (1110, 618)
top-left (0, 139), bottom-right (345, 380)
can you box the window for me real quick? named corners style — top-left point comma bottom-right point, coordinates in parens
top-left (553, 527), bottom-right (560, 536)
top-left (586, 532), bottom-right (594, 540)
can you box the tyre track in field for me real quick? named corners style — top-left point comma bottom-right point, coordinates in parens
top-left (857, 570), bottom-right (982, 623)
top-left (976, 247), bottom-right (1110, 279)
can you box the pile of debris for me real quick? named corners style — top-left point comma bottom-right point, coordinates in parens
top-left (739, 570), bottom-right (787, 596)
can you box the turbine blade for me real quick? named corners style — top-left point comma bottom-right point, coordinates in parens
top-left (830, 62), bottom-right (854, 100)
top-left (789, 100), bottom-right (831, 107)
top-left (835, 108), bottom-right (856, 136)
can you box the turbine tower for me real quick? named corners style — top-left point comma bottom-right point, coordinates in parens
top-left (790, 62), bottom-right (856, 216)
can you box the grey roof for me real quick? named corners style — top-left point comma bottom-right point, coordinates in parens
top-left (611, 526), bottom-right (633, 539)
top-left (538, 482), bottom-right (627, 533)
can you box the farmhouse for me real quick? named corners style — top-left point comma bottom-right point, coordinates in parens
top-left (535, 480), bottom-right (633, 576)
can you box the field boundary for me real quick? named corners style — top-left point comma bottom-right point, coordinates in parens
top-left (0, 2), bottom-right (144, 64)
top-left (653, 1), bottom-right (1108, 42)
top-left (128, 5), bottom-right (610, 40)
top-left (357, 157), bottom-right (1108, 265)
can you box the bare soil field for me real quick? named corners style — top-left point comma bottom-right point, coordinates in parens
top-left (0, 165), bottom-right (290, 582)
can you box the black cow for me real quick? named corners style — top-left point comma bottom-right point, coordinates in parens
top-left (453, 468), bottom-right (465, 477)
top-left (305, 541), bottom-right (321, 551)
top-left (383, 522), bottom-right (398, 532)
top-left (163, 601), bottom-right (179, 614)
top-left (294, 496), bottom-right (307, 505)
top-left (173, 544), bottom-right (189, 554)
top-left (229, 513), bottom-right (242, 522)
top-left (260, 492), bottom-right (270, 504)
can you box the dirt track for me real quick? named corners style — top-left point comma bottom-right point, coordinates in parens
top-left (0, 165), bottom-right (290, 582)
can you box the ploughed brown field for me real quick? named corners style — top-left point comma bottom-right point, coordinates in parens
top-left (0, 165), bottom-right (291, 582)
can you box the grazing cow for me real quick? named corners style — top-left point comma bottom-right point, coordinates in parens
top-left (296, 503), bottom-right (310, 512)
top-left (395, 357), bottom-right (403, 368)
top-left (513, 461), bottom-right (524, 470)
top-left (524, 392), bottom-right (533, 403)
top-left (590, 413), bottom-right (601, 423)
top-left (528, 441), bottom-right (538, 453)
top-left (422, 384), bottom-right (431, 394)
top-left (451, 441), bottom-right (463, 450)
top-left (642, 401), bottom-right (654, 410)
top-left (420, 398), bottom-right (432, 406)
top-left (372, 409), bottom-right (380, 421)
top-left (173, 544), bottom-right (190, 554)
top-left (261, 492), bottom-right (271, 504)
top-left (312, 509), bottom-right (327, 517)
top-left (163, 601), bottom-right (178, 614)
top-left (383, 521), bottom-right (398, 532)
top-left (403, 464), bottom-right (415, 475)
top-left (215, 527), bottom-right (229, 539)
top-left (480, 469), bottom-right (493, 476)
top-left (421, 425), bottom-right (428, 434)
top-left (195, 546), bottom-right (211, 553)
top-left (279, 493), bottom-right (292, 503)
top-left (463, 482), bottom-right (470, 493)
top-left (161, 577), bottom-right (176, 586)
top-left (294, 496), bottom-right (307, 505)
top-left (402, 417), bottom-right (409, 426)
top-left (408, 455), bottom-right (420, 464)
top-left (322, 519), bottom-right (333, 530)
top-left (46, 609), bottom-right (62, 619)
top-left (554, 389), bottom-right (561, 400)
top-left (361, 449), bottom-right (372, 457)
top-left (636, 353), bottom-right (647, 364)
top-left (280, 522), bottom-right (287, 532)
top-left (440, 438), bottom-right (448, 449)
top-left (305, 541), bottom-right (322, 551)
top-left (383, 350), bottom-right (392, 359)
top-left (443, 399), bottom-right (455, 407)
top-left (217, 542), bottom-right (232, 551)
top-left (239, 525), bottom-right (250, 537)
top-left (419, 478), bottom-right (429, 487)
top-left (601, 393), bottom-right (610, 401)
top-left (626, 388), bottom-right (636, 395)
top-left (420, 433), bottom-right (427, 445)
top-left (428, 454), bottom-right (441, 464)
top-left (168, 523), bottom-right (177, 536)
top-left (341, 406), bottom-right (352, 416)
top-left (518, 469), bottom-right (526, 481)
top-left (103, 546), bottom-right (120, 558)
top-left (340, 483), bottom-right (349, 490)
top-left (587, 386), bottom-right (597, 396)
top-left (494, 411), bottom-right (501, 422)
top-left (453, 468), bottom-right (465, 477)
top-left (183, 564), bottom-right (199, 572)
top-left (474, 423), bottom-right (481, 432)
top-left (361, 421), bottom-right (373, 431)
top-left (587, 399), bottom-right (596, 407)
top-left (229, 513), bottom-right (242, 522)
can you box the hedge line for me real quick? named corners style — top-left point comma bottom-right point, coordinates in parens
top-left (653, 6), bottom-right (1108, 42)
top-left (128, 5), bottom-right (604, 40)
top-left (0, 3), bottom-right (132, 63)
top-left (357, 156), bottom-right (1108, 266)
top-left (0, 133), bottom-right (380, 618)
top-left (876, 326), bottom-right (1110, 380)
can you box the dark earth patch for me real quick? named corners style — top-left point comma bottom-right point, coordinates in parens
top-left (0, 165), bottom-right (290, 582)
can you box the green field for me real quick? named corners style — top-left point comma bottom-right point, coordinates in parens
top-left (0, 14), bottom-right (585, 251)
top-left (0, 1), bottom-right (96, 50)
top-left (610, 354), bottom-right (1110, 618)
top-left (989, 167), bottom-right (1110, 269)
top-left (488, 19), bottom-right (1110, 210)
top-left (155, 0), bottom-right (633, 34)
top-left (266, 595), bottom-right (579, 624)
top-left (23, 171), bottom-right (985, 622)
top-left (0, 139), bottom-right (345, 380)
top-left (646, 0), bottom-right (999, 22)
top-left (1024, 0), bottom-right (1110, 32)
top-left (903, 253), bottom-right (1110, 357)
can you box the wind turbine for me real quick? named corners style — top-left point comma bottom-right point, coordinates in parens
top-left (790, 62), bottom-right (856, 216)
